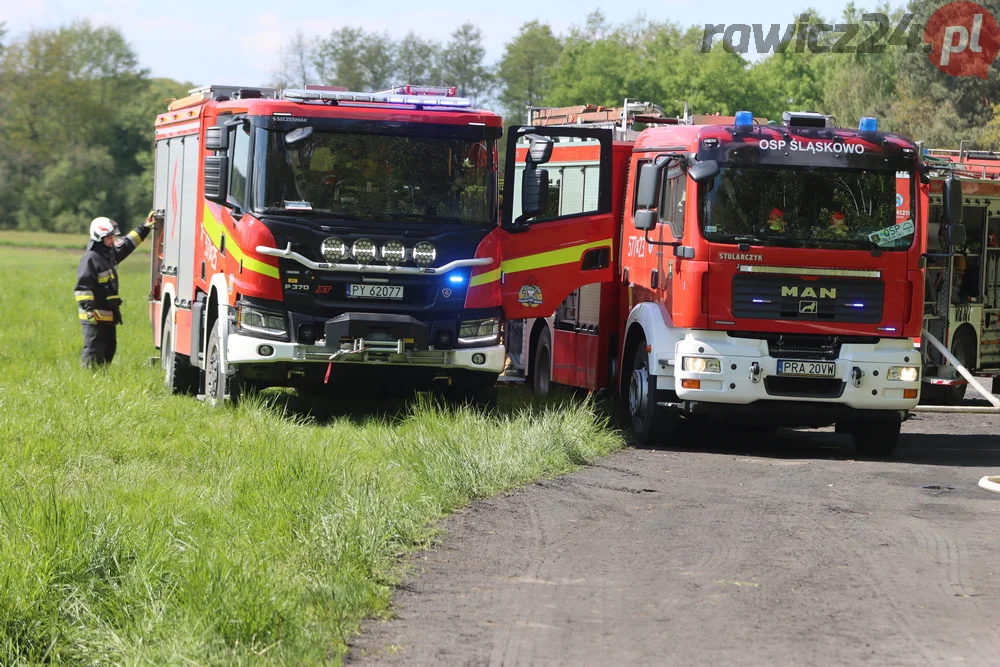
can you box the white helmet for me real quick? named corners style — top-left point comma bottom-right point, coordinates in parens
top-left (90, 217), bottom-right (121, 242)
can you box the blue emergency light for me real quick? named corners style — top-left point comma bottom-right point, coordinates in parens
top-left (859, 116), bottom-right (878, 132)
top-left (447, 273), bottom-right (465, 285)
top-left (734, 111), bottom-right (753, 127)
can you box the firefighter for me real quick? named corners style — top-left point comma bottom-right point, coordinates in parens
top-left (74, 212), bottom-right (158, 367)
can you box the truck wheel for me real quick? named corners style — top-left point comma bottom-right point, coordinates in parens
top-left (161, 312), bottom-right (198, 395)
top-left (204, 320), bottom-right (242, 406)
top-left (532, 327), bottom-right (553, 396)
top-left (627, 341), bottom-right (677, 447)
top-left (923, 329), bottom-right (974, 405)
top-left (848, 415), bottom-right (901, 458)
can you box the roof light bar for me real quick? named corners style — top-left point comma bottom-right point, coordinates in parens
top-left (281, 88), bottom-right (472, 108)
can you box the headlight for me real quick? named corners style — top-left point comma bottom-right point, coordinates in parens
top-left (888, 366), bottom-right (919, 382)
top-left (458, 317), bottom-right (500, 345)
top-left (381, 240), bottom-right (405, 265)
top-left (351, 238), bottom-right (377, 264)
top-left (412, 241), bottom-right (436, 267)
top-left (321, 237), bottom-right (347, 262)
top-left (237, 304), bottom-right (287, 337)
top-left (682, 356), bottom-right (721, 373)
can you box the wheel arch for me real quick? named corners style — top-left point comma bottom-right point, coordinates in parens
top-left (950, 322), bottom-right (979, 369)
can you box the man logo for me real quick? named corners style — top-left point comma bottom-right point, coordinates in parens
top-left (799, 300), bottom-right (818, 314)
top-left (781, 286), bottom-right (837, 298)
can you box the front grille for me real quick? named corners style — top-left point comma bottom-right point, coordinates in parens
top-left (732, 274), bottom-right (884, 323)
top-left (764, 377), bottom-right (845, 399)
top-left (731, 332), bottom-right (880, 361)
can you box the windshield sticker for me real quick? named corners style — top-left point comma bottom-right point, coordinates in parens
top-left (869, 220), bottom-right (915, 246)
top-left (283, 200), bottom-right (313, 211)
top-left (758, 139), bottom-right (866, 154)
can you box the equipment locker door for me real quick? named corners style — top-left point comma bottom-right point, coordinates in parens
top-left (499, 126), bottom-right (616, 319)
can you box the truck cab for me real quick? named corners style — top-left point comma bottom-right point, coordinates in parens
top-left (151, 84), bottom-right (508, 403)
top-left (502, 106), bottom-right (942, 456)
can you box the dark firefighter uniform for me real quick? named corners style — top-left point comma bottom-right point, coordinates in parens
top-left (74, 216), bottom-right (155, 366)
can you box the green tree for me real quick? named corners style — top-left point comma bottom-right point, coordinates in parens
top-left (441, 23), bottom-right (492, 102)
top-left (496, 21), bottom-right (562, 120)
top-left (315, 27), bottom-right (368, 90)
top-left (395, 33), bottom-right (441, 85)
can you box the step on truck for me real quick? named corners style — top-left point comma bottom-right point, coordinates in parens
top-left (502, 103), bottom-right (966, 456)
top-left (149, 84), bottom-right (507, 404)
top-left (919, 148), bottom-right (1000, 404)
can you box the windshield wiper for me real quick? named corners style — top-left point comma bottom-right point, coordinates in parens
top-left (260, 207), bottom-right (351, 219)
top-left (816, 237), bottom-right (884, 256)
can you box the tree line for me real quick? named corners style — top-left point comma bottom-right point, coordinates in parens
top-left (1, 0), bottom-right (999, 234)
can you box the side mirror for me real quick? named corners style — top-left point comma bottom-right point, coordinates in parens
top-left (203, 155), bottom-right (229, 204)
top-left (635, 162), bottom-right (664, 209)
top-left (945, 222), bottom-right (966, 247)
top-left (205, 125), bottom-right (228, 151)
top-left (521, 168), bottom-right (549, 219)
top-left (285, 126), bottom-right (314, 146)
top-left (525, 134), bottom-right (553, 164)
top-left (688, 159), bottom-right (719, 183)
top-left (942, 174), bottom-right (963, 224)
top-left (634, 209), bottom-right (657, 231)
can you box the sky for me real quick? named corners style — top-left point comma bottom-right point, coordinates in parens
top-left (2, 0), bottom-right (908, 90)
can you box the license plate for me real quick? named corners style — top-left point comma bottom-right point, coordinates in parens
top-left (776, 360), bottom-right (837, 377)
top-left (346, 284), bottom-right (404, 300)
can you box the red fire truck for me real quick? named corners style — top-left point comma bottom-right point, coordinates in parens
top-left (501, 103), bottom-right (965, 456)
top-left (149, 84), bottom-right (508, 404)
top-left (918, 148), bottom-right (1000, 404)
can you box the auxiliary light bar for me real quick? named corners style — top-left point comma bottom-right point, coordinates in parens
top-left (281, 88), bottom-right (473, 108)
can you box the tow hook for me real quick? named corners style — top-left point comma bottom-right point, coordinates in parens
top-left (851, 366), bottom-right (864, 388)
top-left (750, 361), bottom-right (762, 383)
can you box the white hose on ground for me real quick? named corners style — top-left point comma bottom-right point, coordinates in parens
top-left (922, 328), bottom-right (1000, 408)
top-left (914, 405), bottom-right (1000, 413)
top-left (979, 476), bottom-right (1000, 495)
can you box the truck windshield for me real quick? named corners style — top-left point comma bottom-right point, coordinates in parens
top-left (253, 127), bottom-right (494, 225)
top-left (699, 166), bottom-right (913, 251)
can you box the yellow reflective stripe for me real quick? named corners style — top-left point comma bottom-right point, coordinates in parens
top-left (98, 269), bottom-right (113, 279)
top-left (502, 238), bottom-right (612, 275)
top-left (469, 238), bottom-right (614, 287)
top-left (79, 312), bottom-right (92, 320)
top-left (127, 229), bottom-right (142, 245)
top-left (202, 204), bottom-right (281, 280)
top-left (92, 309), bottom-right (114, 322)
top-left (470, 267), bottom-right (501, 288)
top-left (106, 294), bottom-right (121, 301)
top-left (75, 291), bottom-right (94, 301)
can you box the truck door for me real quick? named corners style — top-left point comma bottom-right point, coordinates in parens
top-left (499, 125), bottom-right (616, 319)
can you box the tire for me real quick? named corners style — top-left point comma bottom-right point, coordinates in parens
top-left (161, 311), bottom-right (198, 395)
top-left (849, 415), bottom-right (901, 458)
top-left (532, 327), bottom-right (553, 396)
top-left (204, 320), bottom-right (242, 405)
top-left (923, 329), bottom-right (974, 405)
top-left (626, 341), bottom-right (678, 447)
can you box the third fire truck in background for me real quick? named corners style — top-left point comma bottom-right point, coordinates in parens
top-left (918, 148), bottom-right (1000, 404)
top-left (501, 103), bottom-right (965, 456)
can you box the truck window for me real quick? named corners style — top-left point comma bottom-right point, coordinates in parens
top-left (658, 164), bottom-right (686, 239)
top-left (229, 123), bottom-right (251, 209)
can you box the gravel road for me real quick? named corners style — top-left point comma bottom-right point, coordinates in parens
top-left (351, 404), bottom-right (1000, 666)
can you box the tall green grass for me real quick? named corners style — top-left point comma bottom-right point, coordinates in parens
top-left (0, 247), bottom-right (624, 664)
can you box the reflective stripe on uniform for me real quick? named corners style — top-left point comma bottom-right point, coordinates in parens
top-left (97, 270), bottom-right (114, 284)
top-left (106, 294), bottom-right (121, 301)
top-left (74, 290), bottom-right (95, 301)
top-left (127, 229), bottom-right (142, 245)
top-left (80, 309), bottom-right (115, 322)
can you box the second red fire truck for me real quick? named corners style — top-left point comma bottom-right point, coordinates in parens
top-left (501, 103), bottom-right (965, 456)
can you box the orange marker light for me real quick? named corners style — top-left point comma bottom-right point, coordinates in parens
top-left (681, 379), bottom-right (701, 390)
top-left (903, 389), bottom-right (918, 399)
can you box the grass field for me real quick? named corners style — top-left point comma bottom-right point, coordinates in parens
top-left (0, 230), bottom-right (151, 252)
top-left (0, 243), bottom-right (624, 664)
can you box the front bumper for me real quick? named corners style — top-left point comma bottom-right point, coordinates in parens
top-left (227, 332), bottom-right (506, 374)
top-left (667, 332), bottom-right (921, 411)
